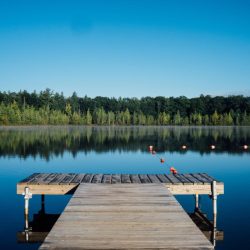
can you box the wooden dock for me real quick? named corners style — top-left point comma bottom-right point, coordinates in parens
top-left (39, 184), bottom-right (213, 249)
top-left (17, 173), bottom-right (224, 195)
top-left (17, 173), bottom-right (224, 249)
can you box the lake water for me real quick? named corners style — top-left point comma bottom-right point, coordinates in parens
top-left (0, 126), bottom-right (250, 250)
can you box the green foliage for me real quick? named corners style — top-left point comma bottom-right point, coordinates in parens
top-left (0, 90), bottom-right (250, 125)
top-left (86, 109), bottom-right (92, 125)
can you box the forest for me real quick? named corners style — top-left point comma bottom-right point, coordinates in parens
top-left (0, 89), bottom-right (250, 125)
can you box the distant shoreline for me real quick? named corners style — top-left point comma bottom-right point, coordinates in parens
top-left (1, 125), bottom-right (250, 129)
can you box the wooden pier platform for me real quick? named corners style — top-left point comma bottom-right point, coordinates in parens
top-left (39, 184), bottom-right (213, 250)
top-left (17, 173), bottom-right (224, 249)
top-left (17, 173), bottom-right (224, 195)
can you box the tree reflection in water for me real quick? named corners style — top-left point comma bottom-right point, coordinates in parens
top-left (0, 126), bottom-right (249, 160)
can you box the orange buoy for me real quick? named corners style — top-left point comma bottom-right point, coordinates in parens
top-left (170, 167), bottom-right (177, 174)
top-left (160, 158), bottom-right (165, 163)
top-left (243, 145), bottom-right (248, 150)
top-left (181, 145), bottom-right (187, 150)
top-left (210, 145), bottom-right (216, 150)
top-left (148, 145), bottom-right (153, 151)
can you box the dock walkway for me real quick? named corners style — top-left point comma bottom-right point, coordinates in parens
top-left (17, 173), bottom-right (224, 249)
top-left (39, 184), bottom-right (213, 249)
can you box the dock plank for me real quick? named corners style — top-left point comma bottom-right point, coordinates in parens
top-left (19, 173), bottom-right (40, 183)
top-left (102, 174), bottom-right (112, 184)
top-left (148, 174), bottom-right (161, 183)
top-left (38, 173), bottom-right (59, 184)
top-left (111, 174), bottom-right (121, 184)
top-left (121, 174), bottom-right (131, 183)
top-left (70, 174), bottom-right (85, 184)
top-left (139, 174), bottom-right (151, 183)
top-left (91, 174), bottom-right (103, 183)
top-left (165, 174), bottom-right (183, 185)
top-left (199, 173), bottom-right (216, 182)
top-left (60, 174), bottom-right (76, 184)
top-left (183, 174), bottom-right (202, 184)
top-left (28, 174), bottom-right (50, 184)
top-left (157, 174), bottom-right (172, 183)
top-left (49, 174), bottom-right (66, 185)
top-left (191, 174), bottom-right (211, 184)
top-left (130, 174), bottom-right (141, 183)
top-left (39, 184), bottom-right (213, 250)
top-left (175, 174), bottom-right (193, 185)
top-left (81, 174), bottom-right (93, 183)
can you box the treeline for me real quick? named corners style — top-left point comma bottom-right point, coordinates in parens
top-left (0, 89), bottom-right (250, 125)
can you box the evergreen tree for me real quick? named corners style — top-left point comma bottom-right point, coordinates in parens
top-left (86, 109), bottom-right (92, 125)
top-left (173, 111), bottom-right (181, 125)
top-left (211, 110), bottom-right (219, 125)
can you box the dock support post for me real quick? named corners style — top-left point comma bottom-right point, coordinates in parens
top-left (212, 181), bottom-right (217, 229)
top-left (22, 187), bottom-right (32, 231)
top-left (195, 194), bottom-right (199, 210)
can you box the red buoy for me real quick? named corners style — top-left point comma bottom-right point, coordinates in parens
top-left (148, 145), bottom-right (153, 151)
top-left (170, 167), bottom-right (177, 174)
top-left (160, 158), bottom-right (165, 163)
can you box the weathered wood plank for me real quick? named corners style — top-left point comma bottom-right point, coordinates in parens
top-left (165, 174), bottom-right (183, 185)
top-left (174, 174), bottom-right (193, 185)
top-left (39, 184), bottom-right (213, 250)
top-left (19, 173), bottom-right (40, 183)
top-left (60, 174), bottom-right (76, 184)
top-left (191, 174), bottom-right (211, 184)
top-left (28, 173), bottom-right (50, 184)
top-left (38, 173), bottom-right (59, 184)
top-left (91, 174), bottom-right (103, 183)
top-left (111, 174), bottom-right (121, 184)
top-left (130, 174), bottom-right (141, 183)
top-left (70, 174), bottom-right (85, 184)
top-left (139, 174), bottom-right (151, 183)
top-left (183, 174), bottom-right (203, 184)
top-left (49, 174), bottom-right (66, 185)
top-left (199, 173), bottom-right (216, 182)
top-left (81, 174), bottom-right (93, 183)
top-left (121, 174), bottom-right (131, 183)
top-left (156, 174), bottom-right (172, 183)
top-left (102, 174), bottom-right (112, 184)
top-left (148, 174), bottom-right (161, 183)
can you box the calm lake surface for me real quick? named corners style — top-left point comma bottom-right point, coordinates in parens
top-left (0, 126), bottom-right (250, 250)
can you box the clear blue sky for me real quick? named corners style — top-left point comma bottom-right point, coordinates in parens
top-left (0, 0), bottom-right (250, 98)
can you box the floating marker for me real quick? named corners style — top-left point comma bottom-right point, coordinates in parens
top-left (170, 167), bottom-right (177, 174)
top-left (210, 145), bottom-right (216, 150)
top-left (181, 145), bottom-right (187, 150)
top-left (160, 158), bottom-right (165, 163)
top-left (152, 150), bottom-right (156, 155)
top-left (243, 145), bottom-right (248, 150)
top-left (148, 145), bottom-right (153, 151)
